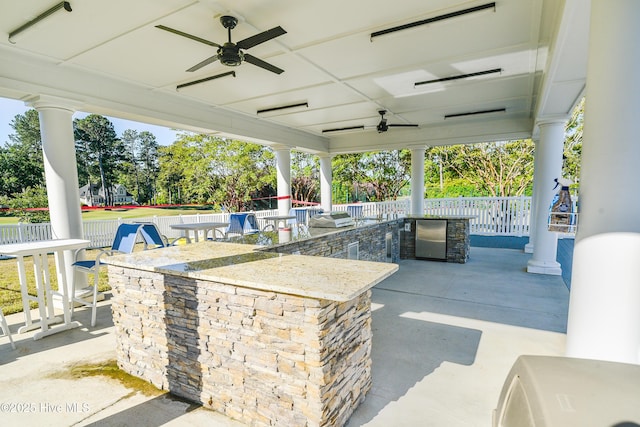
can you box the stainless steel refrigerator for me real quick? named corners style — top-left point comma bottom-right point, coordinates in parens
top-left (415, 219), bottom-right (447, 260)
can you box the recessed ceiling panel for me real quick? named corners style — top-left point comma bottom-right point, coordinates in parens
top-left (1, 0), bottom-right (193, 60)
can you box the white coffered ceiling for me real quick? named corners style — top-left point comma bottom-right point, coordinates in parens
top-left (0, 0), bottom-right (589, 153)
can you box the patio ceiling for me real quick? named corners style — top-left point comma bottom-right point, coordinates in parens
top-left (0, 0), bottom-right (588, 154)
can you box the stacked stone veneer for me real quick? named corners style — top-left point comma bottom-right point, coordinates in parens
top-left (263, 219), bottom-right (402, 263)
top-left (400, 218), bottom-right (471, 263)
top-left (109, 265), bottom-right (373, 427)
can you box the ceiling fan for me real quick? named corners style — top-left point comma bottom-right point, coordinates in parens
top-left (156, 15), bottom-right (286, 76)
top-left (375, 110), bottom-right (418, 133)
top-left (322, 110), bottom-right (419, 134)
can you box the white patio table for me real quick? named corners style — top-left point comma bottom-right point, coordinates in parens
top-left (170, 222), bottom-right (229, 243)
top-left (0, 239), bottom-right (90, 340)
top-left (260, 214), bottom-right (297, 231)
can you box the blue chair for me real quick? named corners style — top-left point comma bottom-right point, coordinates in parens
top-left (72, 223), bottom-right (143, 326)
top-left (225, 213), bottom-right (260, 239)
top-left (138, 222), bottom-right (175, 249)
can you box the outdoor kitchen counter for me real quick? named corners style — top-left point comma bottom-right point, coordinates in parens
top-left (105, 241), bottom-right (397, 301)
top-left (105, 241), bottom-right (398, 427)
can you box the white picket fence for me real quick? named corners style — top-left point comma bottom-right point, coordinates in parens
top-left (423, 195), bottom-right (533, 236)
top-left (0, 196), bottom-right (548, 248)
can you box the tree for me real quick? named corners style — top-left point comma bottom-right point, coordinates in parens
top-left (209, 138), bottom-right (275, 211)
top-left (156, 134), bottom-right (275, 210)
top-left (138, 131), bottom-right (160, 204)
top-left (291, 151), bottom-right (320, 204)
top-left (432, 140), bottom-right (535, 197)
top-left (333, 150), bottom-right (411, 202)
top-left (119, 130), bottom-right (160, 204)
top-left (120, 129), bottom-right (141, 203)
top-left (74, 115), bottom-right (124, 205)
top-left (563, 97), bottom-right (584, 186)
top-left (0, 109), bottom-right (45, 197)
top-left (0, 186), bottom-right (50, 222)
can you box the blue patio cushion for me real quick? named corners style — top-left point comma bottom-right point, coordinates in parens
top-left (111, 223), bottom-right (143, 253)
top-left (138, 223), bottom-right (168, 248)
top-left (226, 213), bottom-right (259, 235)
top-left (72, 259), bottom-right (105, 269)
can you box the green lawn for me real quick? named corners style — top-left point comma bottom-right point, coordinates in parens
top-left (0, 206), bottom-right (221, 314)
top-left (0, 248), bottom-right (111, 315)
top-left (0, 206), bottom-right (220, 224)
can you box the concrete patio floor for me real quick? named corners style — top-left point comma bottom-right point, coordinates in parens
top-left (0, 246), bottom-right (569, 426)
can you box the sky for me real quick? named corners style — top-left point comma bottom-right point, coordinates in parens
top-left (0, 97), bottom-right (182, 146)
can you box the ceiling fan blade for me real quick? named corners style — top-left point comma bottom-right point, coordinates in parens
top-left (237, 26), bottom-right (286, 50)
top-left (186, 54), bottom-right (220, 72)
top-left (388, 124), bottom-right (419, 128)
top-left (322, 125), bottom-right (365, 133)
top-left (244, 54), bottom-right (284, 74)
top-left (177, 71), bottom-right (236, 90)
top-left (155, 25), bottom-right (221, 48)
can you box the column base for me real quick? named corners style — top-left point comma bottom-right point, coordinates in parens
top-left (527, 259), bottom-right (562, 275)
top-left (524, 242), bottom-right (534, 253)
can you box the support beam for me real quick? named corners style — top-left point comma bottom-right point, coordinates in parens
top-left (524, 139), bottom-right (540, 253)
top-left (566, 0), bottom-right (640, 364)
top-left (274, 146), bottom-right (292, 217)
top-left (319, 154), bottom-right (333, 213)
top-left (526, 120), bottom-right (565, 275)
top-left (28, 95), bottom-right (85, 292)
top-left (410, 148), bottom-right (426, 216)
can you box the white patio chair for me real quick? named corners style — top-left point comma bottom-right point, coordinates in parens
top-left (1, 308), bottom-right (16, 349)
top-left (72, 223), bottom-right (142, 327)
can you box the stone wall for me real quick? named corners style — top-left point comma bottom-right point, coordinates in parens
top-left (109, 265), bottom-right (373, 427)
top-left (262, 219), bottom-right (402, 263)
top-left (400, 218), bottom-right (470, 263)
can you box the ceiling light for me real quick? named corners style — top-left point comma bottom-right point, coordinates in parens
top-left (322, 126), bottom-right (365, 134)
top-left (176, 71), bottom-right (236, 90)
top-left (8, 1), bottom-right (73, 44)
top-left (444, 108), bottom-right (506, 119)
top-left (415, 68), bottom-right (502, 87)
top-left (257, 102), bottom-right (309, 115)
top-left (371, 2), bottom-right (495, 39)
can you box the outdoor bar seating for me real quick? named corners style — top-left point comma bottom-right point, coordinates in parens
top-left (71, 223), bottom-right (143, 327)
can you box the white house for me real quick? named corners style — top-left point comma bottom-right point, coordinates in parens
top-left (79, 183), bottom-right (134, 206)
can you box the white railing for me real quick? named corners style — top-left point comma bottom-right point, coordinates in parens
top-left (423, 195), bottom-right (533, 236)
top-left (0, 197), bottom-right (556, 247)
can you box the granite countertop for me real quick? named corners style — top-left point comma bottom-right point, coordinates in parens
top-left (105, 241), bottom-right (398, 302)
top-left (406, 215), bottom-right (476, 220)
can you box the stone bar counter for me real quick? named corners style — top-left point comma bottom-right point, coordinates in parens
top-left (105, 241), bottom-right (398, 427)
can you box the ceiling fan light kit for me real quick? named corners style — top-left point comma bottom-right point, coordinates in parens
top-left (157, 14), bottom-right (286, 88)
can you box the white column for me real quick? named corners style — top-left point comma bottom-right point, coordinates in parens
top-left (274, 146), bottom-right (292, 217)
top-left (566, 0), bottom-right (640, 364)
top-left (526, 120), bottom-right (565, 275)
top-left (28, 96), bottom-right (86, 292)
top-left (319, 154), bottom-right (333, 213)
top-left (524, 139), bottom-right (539, 253)
top-left (410, 147), bottom-right (426, 216)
